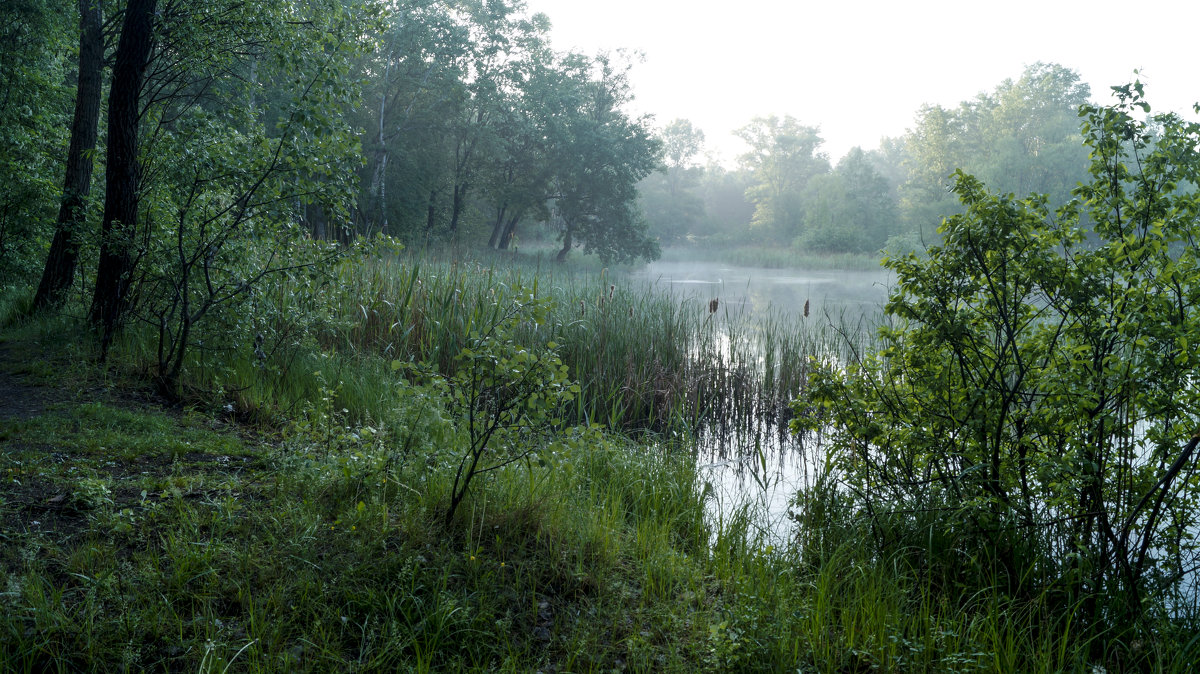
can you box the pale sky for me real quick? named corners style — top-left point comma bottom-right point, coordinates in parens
top-left (523, 0), bottom-right (1200, 165)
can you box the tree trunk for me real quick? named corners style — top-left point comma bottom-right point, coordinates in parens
top-left (556, 227), bottom-right (572, 262)
top-left (487, 204), bottom-right (507, 248)
top-left (498, 213), bottom-right (520, 250)
top-left (424, 189), bottom-right (437, 233)
top-left (449, 181), bottom-right (467, 235)
top-left (90, 0), bottom-right (156, 354)
top-left (371, 55), bottom-right (391, 237)
top-left (33, 0), bottom-right (103, 311)
top-left (309, 203), bottom-right (326, 240)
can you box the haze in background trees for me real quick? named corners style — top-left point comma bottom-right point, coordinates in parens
top-left (737, 115), bottom-right (830, 242)
top-left (800, 147), bottom-right (898, 253)
top-left (900, 62), bottom-right (1091, 236)
top-left (635, 63), bottom-right (1095, 261)
top-left (353, 2), bottom-right (660, 263)
top-left (639, 119), bottom-right (706, 245)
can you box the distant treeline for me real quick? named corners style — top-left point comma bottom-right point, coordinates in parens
top-left (641, 63), bottom-right (1094, 256)
top-left (0, 0), bottom-right (1101, 305)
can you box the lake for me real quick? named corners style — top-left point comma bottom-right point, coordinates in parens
top-left (627, 260), bottom-right (891, 543)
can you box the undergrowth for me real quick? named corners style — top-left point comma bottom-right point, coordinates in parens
top-left (0, 254), bottom-right (1196, 672)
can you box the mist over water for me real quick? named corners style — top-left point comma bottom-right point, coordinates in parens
top-left (629, 261), bottom-right (890, 325)
top-left (628, 259), bottom-right (891, 542)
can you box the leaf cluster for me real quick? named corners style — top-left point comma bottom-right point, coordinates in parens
top-left (794, 85), bottom-right (1200, 638)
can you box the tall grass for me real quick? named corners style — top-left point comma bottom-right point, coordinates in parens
top-left (3, 382), bottom-right (1193, 671)
top-left (4, 244), bottom-right (849, 441)
top-left (5, 259), bottom-right (1198, 671)
top-left (294, 251), bottom-right (846, 438)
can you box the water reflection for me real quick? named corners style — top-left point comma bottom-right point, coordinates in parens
top-left (629, 260), bottom-right (890, 542)
top-left (697, 428), bottom-right (812, 546)
top-left (629, 260), bottom-right (889, 323)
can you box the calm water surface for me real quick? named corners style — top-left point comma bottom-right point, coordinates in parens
top-left (629, 261), bottom-right (890, 324)
top-left (629, 260), bottom-right (891, 543)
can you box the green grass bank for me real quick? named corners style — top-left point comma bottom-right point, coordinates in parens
top-left (0, 250), bottom-right (1195, 672)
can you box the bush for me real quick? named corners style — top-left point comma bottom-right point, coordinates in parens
top-left (793, 85), bottom-right (1200, 647)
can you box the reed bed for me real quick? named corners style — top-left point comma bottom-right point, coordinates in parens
top-left (294, 251), bottom-right (849, 438)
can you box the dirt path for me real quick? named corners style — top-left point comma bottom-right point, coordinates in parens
top-left (0, 343), bottom-right (70, 421)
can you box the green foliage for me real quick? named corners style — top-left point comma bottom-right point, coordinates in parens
top-left (737, 115), bottom-right (830, 240)
top-left (640, 168), bottom-right (706, 245)
top-left (638, 64), bottom-right (1092, 261)
top-left (695, 165), bottom-right (756, 241)
top-left (0, 0), bottom-right (73, 287)
top-left (409, 290), bottom-right (579, 525)
top-left (353, 4), bottom-right (660, 264)
top-left (798, 148), bottom-right (899, 253)
top-left (898, 62), bottom-right (1091, 236)
top-left (795, 86), bottom-right (1200, 647)
top-left (641, 119), bottom-right (708, 245)
top-left (125, 0), bottom-right (375, 392)
top-left (5, 239), bottom-right (1200, 671)
top-left (550, 53), bottom-right (663, 264)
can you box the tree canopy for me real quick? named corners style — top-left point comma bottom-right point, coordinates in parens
top-left (352, 1), bottom-right (661, 263)
top-left (638, 63), bottom-right (1096, 257)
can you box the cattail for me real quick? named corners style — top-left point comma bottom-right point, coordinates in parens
top-left (709, 298), bottom-right (719, 314)
top-left (609, 284), bottom-right (615, 299)
top-left (803, 299), bottom-right (810, 318)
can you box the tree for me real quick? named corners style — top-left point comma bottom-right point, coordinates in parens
top-left (799, 147), bottom-right (897, 253)
top-left (899, 102), bottom-right (970, 234)
top-left (135, 0), bottom-right (371, 392)
top-left (980, 62), bottom-right (1091, 201)
top-left (898, 63), bottom-right (1091, 239)
top-left (356, 0), bottom-right (469, 237)
top-left (796, 86), bottom-right (1200, 645)
top-left (0, 0), bottom-right (74, 287)
top-left (426, 291), bottom-right (575, 526)
top-left (33, 0), bottom-right (104, 310)
top-left (551, 53), bottom-right (661, 264)
top-left (661, 117), bottom-right (705, 169)
top-left (736, 115), bottom-right (829, 241)
top-left (89, 0), bottom-right (157, 352)
top-left (696, 164), bottom-right (754, 242)
top-left (477, 21), bottom-right (568, 251)
top-left (640, 118), bottom-right (706, 245)
top-left (355, 0), bottom-right (564, 247)
top-left (63, 0), bottom-right (372, 386)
